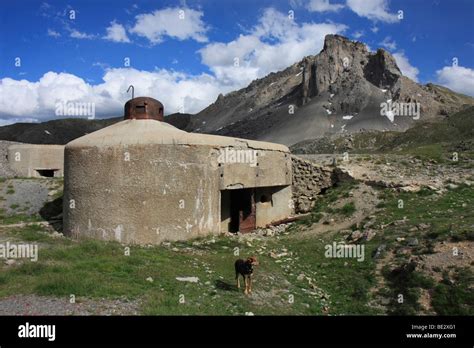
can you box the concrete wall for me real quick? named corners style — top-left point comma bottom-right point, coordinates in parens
top-left (220, 189), bottom-right (232, 232)
top-left (64, 143), bottom-right (293, 245)
top-left (7, 144), bottom-right (64, 178)
top-left (255, 185), bottom-right (292, 227)
top-left (218, 149), bottom-right (292, 189)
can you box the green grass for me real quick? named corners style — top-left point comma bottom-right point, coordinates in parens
top-left (280, 237), bottom-right (379, 315)
top-left (374, 184), bottom-right (474, 249)
top-left (8, 224), bottom-right (60, 242)
top-left (403, 143), bottom-right (445, 163)
top-left (380, 262), bottom-right (435, 315)
top-left (0, 212), bottom-right (43, 225)
top-left (0, 178), bottom-right (471, 315)
top-left (293, 181), bottom-right (356, 227)
top-left (339, 202), bottom-right (356, 216)
top-left (370, 184), bottom-right (474, 314)
top-left (0, 205), bottom-right (381, 315)
top-left (431, 267), bottom-right (474, 315)
top-left (0, 177), bottom-right (378, 315)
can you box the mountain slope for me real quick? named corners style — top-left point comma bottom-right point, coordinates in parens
top-left (191, 35), bottom-right (474, 146)
top-left (290, 106), bottom-right (474, 156)
top-left (0, 113), bottom-right (192, 145)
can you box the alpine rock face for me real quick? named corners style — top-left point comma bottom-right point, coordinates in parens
top-left (190, 35), bottom-right (474, 146)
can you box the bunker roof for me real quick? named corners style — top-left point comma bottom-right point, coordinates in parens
top-left (66, 119), bottom-right (289, 152)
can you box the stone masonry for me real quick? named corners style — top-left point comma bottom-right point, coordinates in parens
top-left (291, 155), bottom-right (336, 213)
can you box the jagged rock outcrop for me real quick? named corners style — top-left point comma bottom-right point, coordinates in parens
top-left (190, 34), bottom-right (474, 146)
top-left (364, 49), bottom-right (402, 88)
top-left (302, 34), bottom-right (371, 103)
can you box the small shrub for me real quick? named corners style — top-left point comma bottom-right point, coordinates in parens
top-left (340, 202), bottom-right (356, 216)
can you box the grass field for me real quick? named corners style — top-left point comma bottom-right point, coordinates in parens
top-left (0, 178), bottom-right (472, 315)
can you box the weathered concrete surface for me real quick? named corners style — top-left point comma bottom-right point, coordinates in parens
top-left (219, 150), bottom-right (292, 189)
top-left (7, 144), bottom-right (64, 178)
top-left (255, 186), bottom-right (292, 226)
top-left (65, 119), bottom-right (288, 151)
top-left (64, 120), bottom-right (293, 245)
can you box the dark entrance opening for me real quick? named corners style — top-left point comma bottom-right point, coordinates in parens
top-left (229, 188), bottom-right (256, 233)
top-left (36, 169), bottom-right (56, 177)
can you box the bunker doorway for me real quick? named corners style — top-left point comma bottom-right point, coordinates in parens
top-left (35, 169), bottom-right (57, 177)
top-left (228, 188), bottom-right (256, 233)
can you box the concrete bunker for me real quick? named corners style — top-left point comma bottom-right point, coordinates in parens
top-left (63, 97), bottom-right (293, 245)
top-left (7, 144), bottom-right (65, 178)
top-left (220, 185), bottom-right (290, 233)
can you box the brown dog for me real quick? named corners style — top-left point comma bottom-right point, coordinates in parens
top-left (235, 256), bottom-right (259, 294)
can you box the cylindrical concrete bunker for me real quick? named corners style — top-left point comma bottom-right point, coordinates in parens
top-left (63, 97), bottom-right (293, 245)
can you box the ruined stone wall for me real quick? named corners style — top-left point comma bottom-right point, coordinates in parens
top-left (291, 155), bottom-right (336, 213)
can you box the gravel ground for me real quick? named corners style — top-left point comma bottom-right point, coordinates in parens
top-left (0, 294), bottom-right (142, 315)
top-left (0, 140), bottom-right (20, 178)
top-left (0, 179), bottom-right (52, 215)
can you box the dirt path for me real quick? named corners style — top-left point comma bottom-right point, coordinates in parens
top-left (0, 294), bottom-right (141, 315)
top-left (298, 182), bottom-right (380, 238)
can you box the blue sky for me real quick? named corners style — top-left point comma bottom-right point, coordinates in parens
top-left (0, 0), bottom-right (473, 124)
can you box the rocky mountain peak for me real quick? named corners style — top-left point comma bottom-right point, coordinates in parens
top-left (301, 35), bottom-right (402, 104)
top-left (189, 34), bottom-right (473, 146)
top-left (322, 34), bottom-right (368, 54)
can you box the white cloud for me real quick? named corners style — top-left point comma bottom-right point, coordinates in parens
top-left (0, 69), bottom-right (234, 120)
top-left (69, 29), bottom-right (96, 39)
top-left (289, 0), bottom-right (305, 7)
top-left (47, 29), bottom-right (61, 38)
top-left (436, 65), bottom-right (474, 97)
top-left (380, 36), bottom-right (396, 50)
top-left (352, 30), bottom-right (364, 39)
top-left (129, 7), bottom-right (208, 44)
top-left (307, 0), bottom-right (344, 12)
top-left (200, 8), bottom-right (347, 87)
top-left (104, 21), bottom-right (130, 43)
top-left (346, 0), bottom-right (399, 23)
top-left (393, 52), bottom-right (419, 82)
top-left (92, 62), bottom-right (110, 70)
top-left (0, 72), bottom-right (96, 118)
top-left (96, 68), bottom-right (231, 114)
top-left (0, 8), bottom-right (347, 121)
